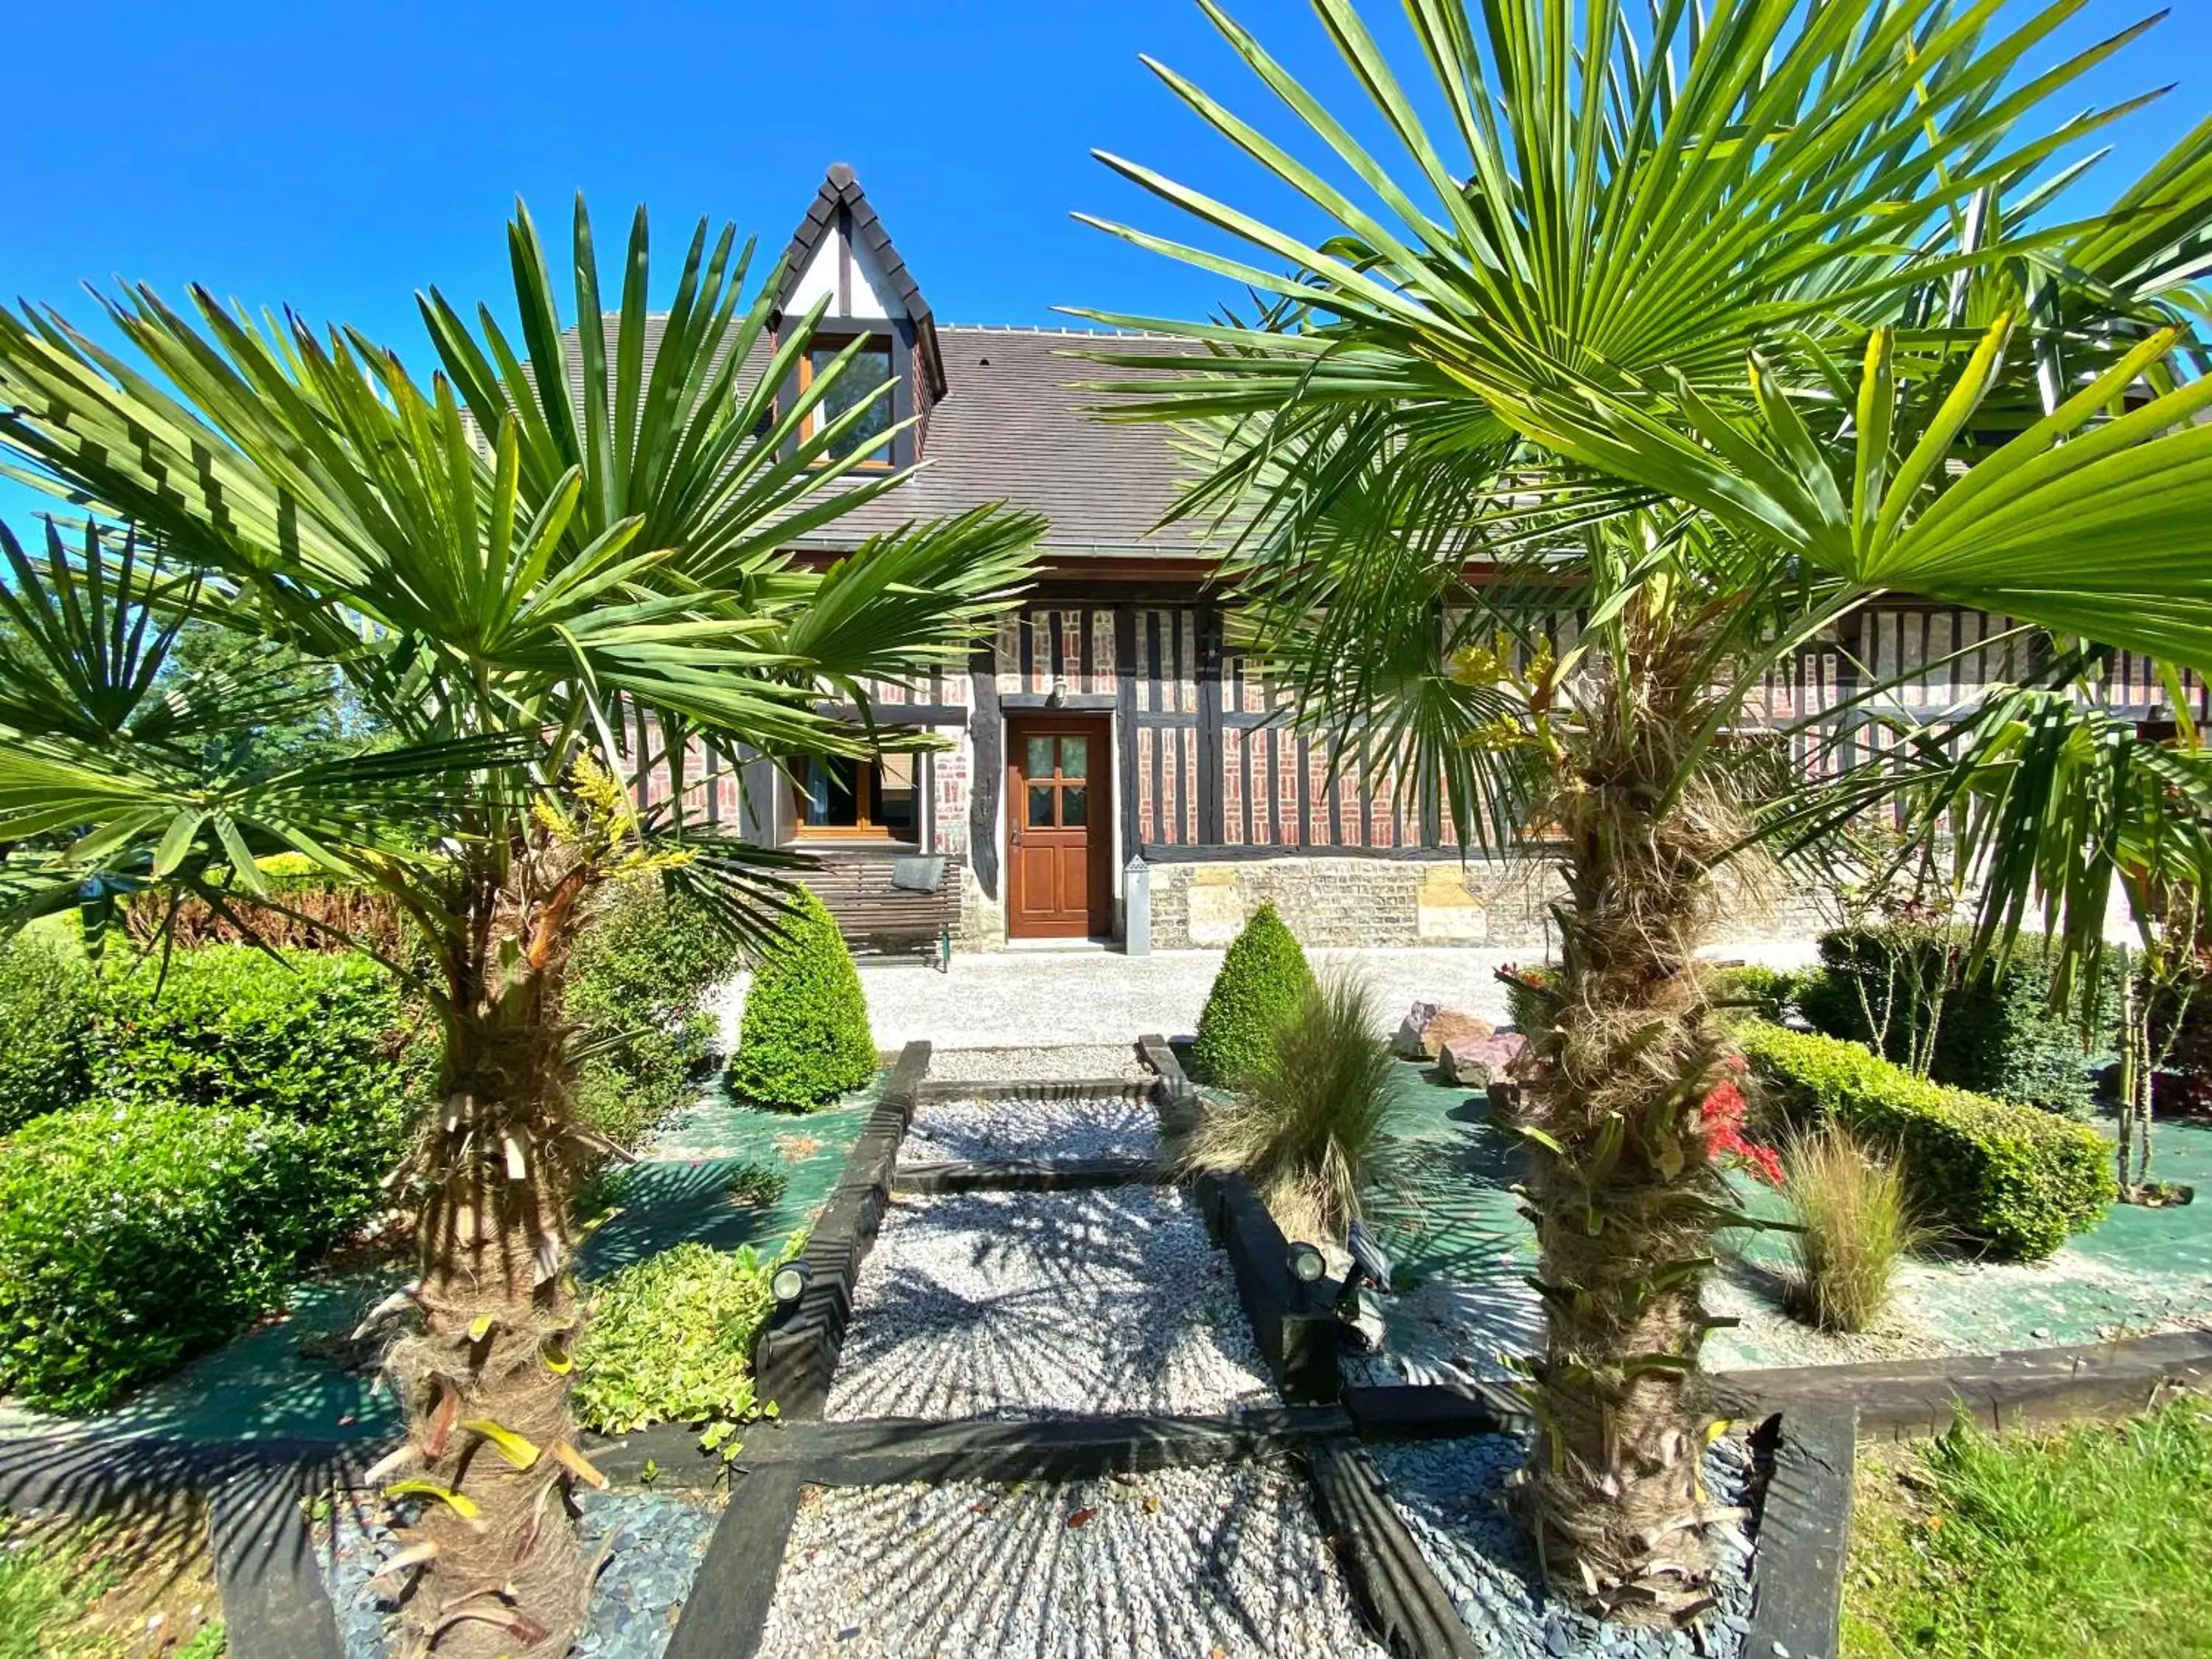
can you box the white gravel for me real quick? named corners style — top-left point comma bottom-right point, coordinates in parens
top-left (925, 1043), bottom-right (1155, 1082)
top-left (826, 1186), bottom-right (1276, 1422)
top-left (901, 1091), bottom-right (1164, 1164)
top-left (754, 1462), bottom-right (1391, 1659)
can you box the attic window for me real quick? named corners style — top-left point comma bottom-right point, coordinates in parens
top-left (801, 335), bottom-right (895, 467)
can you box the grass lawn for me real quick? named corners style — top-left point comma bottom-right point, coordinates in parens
top-left (1843, 1394), bottom-right (2212, 1658)
top-left (0, 1511), bottom-right (224, 1658)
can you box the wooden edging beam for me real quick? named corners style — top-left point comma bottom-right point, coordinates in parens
top-left (893, 1155), bottom-right (1169, 1194)
top-left (1744, 1408), bottom-right (1855, 1659)
top-left (1712, 1326), bottom-right (2212, 1439)
top-left (750, 1040), bottom-right (931, 1423)
top-left (912, 1076), bottom-right (1155, 1103)
top-left (1307, 1434), bottom-right (1482, 1659)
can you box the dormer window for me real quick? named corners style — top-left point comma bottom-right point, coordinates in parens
top-left (801, 334), bottom-right (895, 467)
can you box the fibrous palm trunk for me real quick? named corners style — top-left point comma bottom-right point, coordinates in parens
top-left (1512, 628), bottom-right (1742, 1625)
top-left (382, 869), bottom-right (601, 1658)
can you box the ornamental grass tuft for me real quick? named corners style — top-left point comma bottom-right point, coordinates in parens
top-left (1179, 965), bottom-right (1402, 1242)
top-left (1781, 1120), bottom-right (1929, 1334)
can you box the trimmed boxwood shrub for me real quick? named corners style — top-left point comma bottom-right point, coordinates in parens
top-left (568, 877), bottom-right (739, 1148)
top-left (0, 1102), bottom-right (326, 1410)
top-left (1192, 902), bottom-right (1316, 1085)
top-left (1739, 1020), bottom-right (2111, 1260)
top-left (727, 887), bottom-right (875, 1110)
top-left (0, 927), bottom-right (96, 1134)
top-left (91, 945), bottom-right (424, 1222)
top-left (1796, 925), bottom-right (2121, 1115)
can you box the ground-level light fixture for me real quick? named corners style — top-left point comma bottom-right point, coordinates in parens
top-left (1285, 1242), bottom-right (1326, 1284)
top-left (771, 1259), bottom-right (813, 1307)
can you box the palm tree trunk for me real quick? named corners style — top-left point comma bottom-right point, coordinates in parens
top-left (386, 937), bottom-right (593, 1658)
top-left (1514, 636), bottom-right (1741, 1625)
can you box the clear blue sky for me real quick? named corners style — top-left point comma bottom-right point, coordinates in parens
top-left (3, 1), bottom-right (2206, 483)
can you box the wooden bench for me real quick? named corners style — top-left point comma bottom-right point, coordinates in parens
top-left (804, 852), bottom-right (965, 961)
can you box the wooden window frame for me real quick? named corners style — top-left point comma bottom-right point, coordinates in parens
top-left (790, 754), bottom-right (920, 844)
top-left (797, 333), bottom-right (896, 472)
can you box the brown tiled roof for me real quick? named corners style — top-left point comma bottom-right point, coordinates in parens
top-left (787, 324), bottom-right (1213, 560)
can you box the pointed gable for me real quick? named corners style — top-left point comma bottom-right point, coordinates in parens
top-left (772, 162), bottom-right (945, 402)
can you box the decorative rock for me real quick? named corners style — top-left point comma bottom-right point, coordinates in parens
top-left (1439, 1031), bottom-right (1527, 1086)
top-left (1394, 1002), bottom-right (1495, 1060)
top-left (1392, 1000), bottom-right (1444, 1058)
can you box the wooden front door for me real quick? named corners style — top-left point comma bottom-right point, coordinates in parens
top-left (1007, 716), bottom-right (1111, 939)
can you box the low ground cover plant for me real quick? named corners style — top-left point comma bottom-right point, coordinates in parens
top-left (0, 1102), bottom-right (329, 1410)
top-left (1781, 1121), bottom-right (1929, 1333)
top-left (1843, 1397), bottom-right (2212, 1658)
top-left (1798, 925), bottom-right (2121, 1116)
top-left (1179, 967), bottom-right (1402, 1242)
top-left (727, 887), bottom-right (876, 1110)
top-left (1189, 902), bottom-right (1315, 1086)
top-left (1741, 1020), bottom-right (2109, 1259)
top-left (571, 1240), bottom-right (789, 1447)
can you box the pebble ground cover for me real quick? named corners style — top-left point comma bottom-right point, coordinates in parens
top-left (323, 1486), bottom-right (723, 1659)
top-left (754, 1463), bottom-right (1391, 1659)
top-left (825, 1184), bottom-right (1276, 1421)
top-left (1373, 1435), bottom-right (1760, 1659)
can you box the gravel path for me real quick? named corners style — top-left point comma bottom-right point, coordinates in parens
top-left (709, 942), bottom-right (1816, 1051)
top-left (925, 1043), bottom-right (1154, 1082)
top-left (1370, 1434), bottom-right (1759, 1659)
top-left (321, 1485), bottom-right (723, 1659)
top-left (901, 1091), bottom-right (1164, 1163)
top-left (826, 1186), bottom-right (1276, 1421)
top-left (754, 1461), bottom-right (1391, 1659)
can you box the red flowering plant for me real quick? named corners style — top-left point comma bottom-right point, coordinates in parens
top-left (1700, 1054), bottom-right (1783, 1186)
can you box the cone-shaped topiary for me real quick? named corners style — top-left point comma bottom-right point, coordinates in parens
top-left (728, 886), bottom-right (877, 1110)
top-left (1191, 901), bottom-right (1315, 1085)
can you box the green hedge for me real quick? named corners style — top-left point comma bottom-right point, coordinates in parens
top-left (727, 887), bottom-right (875, 1110)
top-left (0, 1103), bottom-right (327, 1410)
top-left (1192, 902), bottom-right (1315, 1085)
top-left (568, 877), bottom-right (739, 1149)
top-left (1796, 926), bottom-right (2120, 1115)
top-left (1739, 1020), bottom-right (2111, 1260)
top-left (92, 945), bottom-right (423, 1222)
top-left (0, 928), bottom-right (96, 1134)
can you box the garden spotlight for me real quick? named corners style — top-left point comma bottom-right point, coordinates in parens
top-left (771, 1259), bottom-right (813, 1307)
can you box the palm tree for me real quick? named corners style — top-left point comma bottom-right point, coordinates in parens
top-left (1074, 0), bottom-right (2212, 1623)
top-left (0, 199), bottom-right (1040, 1657)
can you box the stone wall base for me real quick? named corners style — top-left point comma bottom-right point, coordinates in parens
top-left (1141, 852), bottom-right (1823, 951)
